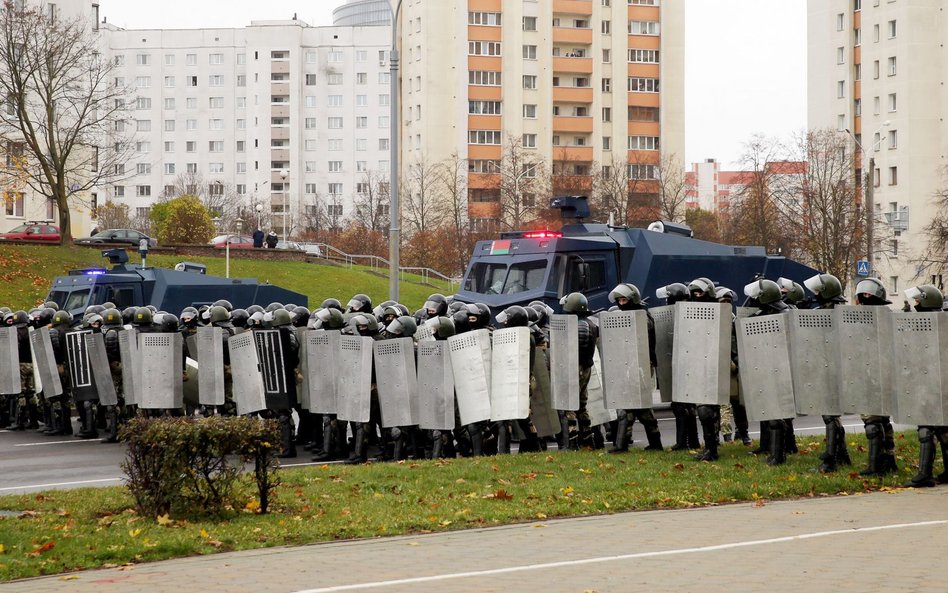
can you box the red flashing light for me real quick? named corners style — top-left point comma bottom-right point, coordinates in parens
top-left (523, 231), bottom-right (562, 239)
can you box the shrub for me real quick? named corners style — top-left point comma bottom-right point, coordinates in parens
top-left (149, 195), bottom-right (215, 245)
top-left (120, 416), bottom-right (281, 518)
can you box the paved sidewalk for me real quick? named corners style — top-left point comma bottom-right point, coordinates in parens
top-left (4, 488), bottom-right (947, 593)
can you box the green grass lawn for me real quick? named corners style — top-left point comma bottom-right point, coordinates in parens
top-left (0, 431), bottom-right (927, 581)
top-left (0, 244), bottom-right (452, 312)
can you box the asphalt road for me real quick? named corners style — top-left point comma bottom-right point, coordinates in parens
top-left (0, 412), bottom-right (899, 495)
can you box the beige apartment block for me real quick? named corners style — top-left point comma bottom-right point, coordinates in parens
top-left (808, 0), bottom-right (948, 294)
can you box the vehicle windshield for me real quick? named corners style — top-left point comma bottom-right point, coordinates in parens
top-left (5, 224), bottom-right (28, 233)
top-left (464, 259), bottom-right (548, 295)
top-left (63, 289), bottom-right (91, 311)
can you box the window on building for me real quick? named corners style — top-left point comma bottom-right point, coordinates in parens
top-left (601, 20), bottom-right (611, 34)
top-left (522, 134), bottom-right (537, 148)
top-left (469, 100), bottom-right (502, 115)
top-left (522, 45), bottom-right (537, 60)
top-left (523, 104), bottom-right (537, 118)
top-left (836, 13), bottom-right (844, 31)
top-left (887, 19), bottom-right (897, 38)
top-left (888, 129), bottom-right (897, 149)
top-left (837, 80), bottom-right (846, 98)
top-left (522, 75), bottom-right (537, 90)
top-left (136, 53), bottom-right (150, 66)
top-left (888, 93), bottom-right (897, 112)
top-left (628, 20), bottom-right (660, 35)
top-left (136, 185), bottom-right (151, 197)
top-left (328, 161), bottom-right (343, 172)
top-left (523, 16), bottom-right (537, 31)
top-left (468, 130), bottom-right (502, 145)
top-left (887, 56), bottom-right (897, 76)
top-left (836, 47), bottom-right (845, 64)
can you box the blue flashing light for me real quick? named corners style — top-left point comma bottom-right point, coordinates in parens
top-left (84, 269), bottom-right (107, 276)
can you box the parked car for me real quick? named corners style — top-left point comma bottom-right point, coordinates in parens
top-left (275, 240), bottom-right (303, 251)
top-left (75, 228), bottom-right (156, 247)
top-left (0, 222), bottom-right (61, 242)
top-left (209, 234), bottom-right (254, 249)
top-left (297, 242), bottom-right (323, 257)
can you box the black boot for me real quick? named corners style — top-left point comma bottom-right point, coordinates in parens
top-left (39, 400), bottom-right (54, 433)
top-left (936, 441), bottom-right (948, 483)
top-left (733, 403), bottom-right (751, 445)
top-left (469, 424), bottom-right (484, 457)
top-left (609, 411), bottom-right (629, 453)
top-left (685, 406), bottom-right (700, 449)
top-left (0, 395), bottom-right (9, 428)
top-left (556, 412), bottom-right (572, 451)
top-left (77, 402), bottom-right (99, 439)
top-left (905, 428), bottom-right (937, 488)
top-left (645, 429), bottom-right (664, 451)
top-left (671, 404), bottom-right (689, 451)
top-left (431, 430), bottom-right (444, 459)
top-left (835, 424), bottom-right (851, 467)
top-left (11, 395), bottom-right (28, 430)
top-left (101, 406), bottom-right (120, 444)
top-left (818, 420), bottom-right (839, 473)
top-left (391, 427), bottom-right (405, 461)
top-left (694, 408), bottom-right (719, 461)
top-left (312, 416), bottom-right (335, 462)
top-left (278, 413), bottom-right (297, 458)
top-left (766, 421), bottom-right (786, 466)
top-left (860, 422), bottom-right (883, 477)
top-left (495, 422), bottom-right (510, 455)
top-left (784, 418), bottom-right (798, 454)
top-left (58, 401), bottom-right (74, 435)
top-left (345, 423), bottom-right (368, 464)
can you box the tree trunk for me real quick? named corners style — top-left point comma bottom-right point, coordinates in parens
top-left (57, 197), bottom-right (72, 244)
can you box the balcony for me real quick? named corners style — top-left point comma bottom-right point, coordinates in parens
top-left (271, 105), bottom-right (290, 118)
top-left (271, 127), bottom-right (290, 140)
top-left (552, 146), bottom-right (594, 161)
top-left (553, 86), bottom-right (593, 103)
top-left (271, 170), bottom-right (290, 183)
top-left (270, 149), bottom-right (289, 162)
top-left (271, 61), bottom-right (290, 75)
top-left (271, 82), bottom-right (290, 95)
top-left (553, 116), bottom-right (593, 133)
top-left (553, 56), bottom-right (593, 73)
top-left (552, 26), bottom-right (593, 45)
top-left (553, 0), bottom-right (592, 16)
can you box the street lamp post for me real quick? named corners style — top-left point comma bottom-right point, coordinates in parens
top-left (387, 0), bottom-right (404, 302)
top-left (255, 203), bottom-right (263, 231)
top-left (845, 121), bottom-right (890, 268)
top-left (280, 169), bottom-right (289, 240)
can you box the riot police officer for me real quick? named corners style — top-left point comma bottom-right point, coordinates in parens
top-left (656, 283), bottom-right (700, 451)
top-left (494, 305), bottom-right (542, 454)
top-left (3, 311), bottom-right (35, 430)
top-left (345, 294), bottom-right (373, 316)
top-left (560, 292), bottom-right (600, 450)
top-left (46, 311), bottom-right (74, 435)
top-left (606, 284), bottom-right (663, 453)
top-left (262, 308), bottom-right (300, 458)
top-left (100, 309), bottom-right (125, 442)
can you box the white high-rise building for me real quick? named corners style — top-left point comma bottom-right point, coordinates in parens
top-left (808, 0), bottom-right (948, 293)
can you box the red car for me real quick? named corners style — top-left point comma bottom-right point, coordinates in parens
top-left (209, 234), bottom-right (254, 249)
top-left (0, 222), bottom-right (61, 242)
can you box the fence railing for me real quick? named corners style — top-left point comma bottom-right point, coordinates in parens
top-left (299, 242), bottom-right (459, 292)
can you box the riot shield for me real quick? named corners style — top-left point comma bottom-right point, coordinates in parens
top-left (474, 329), bottom-right (492, 397)
top-left (891, 312), bottom-right (948, 426)
top-left (447, 332), bottom-right (492, 425)
top-left (650, 305), bottom-right (675, 403)
top-left (529, 348), bottom-right (560, 437)
top-left (118, 329), bottom-right (140, 406)
top-left (416, 341), bottom-right (455, 430)
top-left (671, 302), bottom-right (731, 406)
top-left (183, 358), bottom-right (200, 407)
top-left (735, 315), bottom-right (795, 421)
top-left (787, 309), bottom-right (840, 416)
top-left (227, 331), bottom-right (267, 416)
top-left (66, 330), bottom-right (97, 402)
top-left (835, 306), bottom-right (895, 416)
top-left (374, 337), bottom-right (418, 427)
top-left (30, 327), bottom-right (62, 398)
top-left (195, 327), bottom-right (225, 406)
top-left (87, 333), bottom-right (118, 407)
top-left (336, 335), bottom-right (373, 423)
top-left (549, 314), bottom-right (579, 411)
top-left (489, 327), bottom-right (531, 421)
top-left (185, 334), bottom-right (199, 363)
top-left (587, 350), bottom-right (618, 427)
top-left (414, 323), bottom-right (435, 343)
top-left (599, 310), bottom-right (652, 410)
top-left (735, 307), bottom-right (757, 319)
top-left (139, 333), bottom-right (183, 410)
top-left (253, 329), bottom-right (291, 410)
top-left (27, 327), bottom-right (42, 395)
top-left (307, 330), bottom-right (339, 414)
top-left (0, 327), bottom-right (19, 395)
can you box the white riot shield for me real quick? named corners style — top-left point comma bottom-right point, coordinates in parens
top-left (414, 323), bottom-right (435, 343)
top-left (196, 327), bottom-right (225, 406)
top-left (307, 331), bottom-right (339, 414)
top-left (586, 350), bottom-right (618, 427)
top-left (735, 307), bottom-right (757, 319)
top-left (66, 330), bottom-right (97, 402)
top-left (27, 327), bottom-right (42, 395)
top-left (374, 337), bottom-right (418, 427)
top-left (672, 302), bottom-right (731, 406)
top-left (87, 333), bottom-right (118, 407)
top-left (788, 309), bottom-right (840, 416)
top-left (735, 315), bottom-right (795, 421)
top-left (118, 329), bottom-right (140, 406)
top-left (549, 314), bottom-right (579, 411)
top-left (489, 327), bottom-right (530, 421)
top-left (474, 329), bottom-right (492, 398)
top-left (183, 358), bottom-right (200, 406)
top-left (30, 327), bottom-right (62, 398)
top-left (599, 310), bottom-right (652, 410)
top-left (336, 335), bottom-right (373, 423)
top-left (139, 333), bottom-right (183, 410)
top-left (0, 327), bottom-right (19, 395)
top-left (891, 312), bottom-right (948, 425)
top-left (416, 341), bottom-right (455, 430)
top-left (835, 306), bottom-right (895, 416)
top-left (651, 305), bottom-right (675, 403)
top-left (447, 332), bottom-right (492, 425)
top-left (529, 348), bottom-right (560, 438)
top-left (227, 331), bottom-right (267, 416)
top-left (185, 335), bottom-right (199, 362)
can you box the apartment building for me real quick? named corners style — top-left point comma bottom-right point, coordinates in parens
top-left (808, 0), bottom-right (948, 292)
top-left (400, 0), bottom-right (685, 230)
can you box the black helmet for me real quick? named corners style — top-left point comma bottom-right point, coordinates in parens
top-left (246, 304), bottom-right (265, 316)
top-left (905, 285), bottom-right (943, 310)
top-left (43, 301), bottom-right (59, 311)
top-left (447, 301), bottom-right (467, 315)
top-left (608, 283), bottom-right (642, 307)
top-left (855, 278), bottom-right (891, 306)
top-left (102, 309), bottom-right (123, 327)
top-left (265, 302), bottom-right (284, 313)
top-left (231, 309), bottom-right (249, 329)
top-left (159, 314), bottom-right (179, 333)
top-left (346, 294), bottom-right (372, 314)
top-left (385, 315), bottom-right (417, 338)
top-left (423, 294), bottom-right (449, 317)
top-left (373, 299), bottom-right (398, 319)
top-left (321, 298), bottom-right (344, 312)
top-left (413, 308), bottom-right (427, 324)
top-left (496, 305), bottom-right (529, 327)
top-left (85, 304), bottom-right (105, 316)
top-left (284, 303), bottom-right (297, 312)
top-left (212, 299), bottom-right (233, 312)
top-left (209, 306), bottom-right (231, 324)
top-left (38, 307), bottom-right (56, 327)
top-left (465, 303), bottom-right (490, 329)
top-left (804, 273), bottom-right (843, 301)
top-left (426, 316), bottom-right (456, 340)
top-left (451, 310), bottom-right (471, 334)
top-left (744, 279), bottom-right (783, 305)
top-left (0, 307), bottom-right (11, 316)
top-left (9, 310), bottom-right (29, 327)
top-left (52, 310), bottom-right (73, 327)
top-left (122, 307), bottom-right (136, 325)
top-left (133, 307), bottom-right (153, 326)
top-left (271, 309), bottom-right (292, 327)
top-left (688, 277), bottom-right (716, 301)
top-left (560, 292), bottom-right (589, 314)
top-left (291, 306), bottom-right (310, 327)
top-left (656, 283), bottom-right (689, 305)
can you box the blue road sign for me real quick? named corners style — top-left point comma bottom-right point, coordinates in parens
top-left (856, 260), bottom-right (871, 277)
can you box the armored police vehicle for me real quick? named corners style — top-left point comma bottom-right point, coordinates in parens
top-left (45, 249), bottom-right (307, 319)
top-left (455, 196), bottom-right (820, 313)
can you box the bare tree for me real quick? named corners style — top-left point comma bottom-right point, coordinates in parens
top-left (402, 158), bottom-right (445, 235)
top-left (437, 152), bottom-right (474, 276)
top-left (351, 170), bottom-right (390, 232)
top-left (593, 153), bottom-right (642, 224)
top-left (917, 166), bottom-right (948, 282)
top-left (656, 153), bottom-right (690, 223)
top-left (729, 134), bottom-right (796, 254)
top-left (776, 129), bottom-right (863, 285)
top-left (95, 200), bottom-right (131, 230)
top-left (499, 134), bottom-right (548, 230)
top-left (164, 171), bottom-right (243, 230)
top-left (0, 3), bottom-right (132, 242)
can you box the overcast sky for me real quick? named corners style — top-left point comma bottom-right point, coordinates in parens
top-left (101, 0), bottom-right (807, 170)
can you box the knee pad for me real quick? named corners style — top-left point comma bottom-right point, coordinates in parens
top-left (697, 405), bottom-right (717, 423)
top-left (865, 422), bottom-right (883, 439)
top-left (918, 427), bottom-right (934, 444)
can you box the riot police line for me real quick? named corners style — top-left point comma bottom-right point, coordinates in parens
top-left (1, 277), bottom-right (946, 487)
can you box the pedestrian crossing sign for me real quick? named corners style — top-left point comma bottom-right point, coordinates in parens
top-left (856, 260), bottom-right (871, 277)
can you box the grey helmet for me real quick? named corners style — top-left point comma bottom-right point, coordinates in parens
top-left (608, 283), bottom-right (642, 306)
top-left (715, 286), bottom-right (738, 303)
top-left (656, 283), bottom-right (689, 305)
top-left (314, 307), bottom-right (346, 330)
top-left (855, 278), bottom-right (891, 305)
